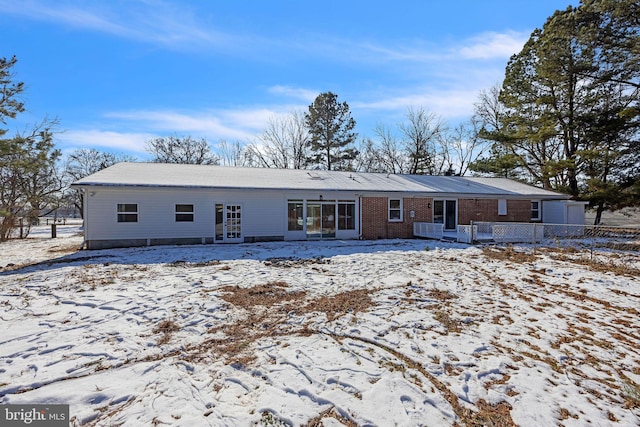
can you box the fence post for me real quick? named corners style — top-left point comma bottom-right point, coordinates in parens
top-left (51, 224), bottom-right (57, 238)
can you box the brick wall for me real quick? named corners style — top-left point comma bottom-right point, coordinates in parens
top-left (458, 199), bottom-right (532, 224)
top-left (362, 197), bottom-right (533, 240)
top-left (361, 197), bottom-right (432, 239)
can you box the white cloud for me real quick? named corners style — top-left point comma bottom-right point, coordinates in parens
top-left (105, 108), bottom-right (293, 142)
top-left (353, 88), bottom-right (478, 121)
top-left (458, 31), bottom-right (528, 59)
top-left (0, 0), bottom-right (238, 51)
top-left (351, 30), bottom-right (527, 65)
top-left (58, 130), bottom-right (155, 154)
top-left (268, 86), bottom-right (318, 103)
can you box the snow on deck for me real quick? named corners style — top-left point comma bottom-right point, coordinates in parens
top-left (0, 227), bottom-right (639, 426)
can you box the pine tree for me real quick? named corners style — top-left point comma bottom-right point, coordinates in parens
top-left (304, 92), bottom-right (358, 170)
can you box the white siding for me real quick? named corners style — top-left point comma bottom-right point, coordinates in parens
top-left (542, 201), bottom-right (586, 225)
top-left (542, 200), bottom-right (565, 224)
top-left (567, 204), bottom-right (586, 225)
top-left (85, 187), bottom-right (285, 241)
top-left (83, 187), bottom-right (361, 244)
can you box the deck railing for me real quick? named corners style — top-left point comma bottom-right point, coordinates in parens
top-left (414, 221), bottom-right (640, 252)
top-left (413, 222), bottom-right (444, 240)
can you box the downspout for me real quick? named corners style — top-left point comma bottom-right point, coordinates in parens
top-left (81, 187), bottom-right (89, 250)
top-left (358, 195), bottom-right (363, 239)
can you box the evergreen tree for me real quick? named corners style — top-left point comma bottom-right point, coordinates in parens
top-left (478, 0), bottom-right (639, 222)
top-left (304, 92), bottom-right (358, 170)
top-left (0, 56), bottom-right (61, 240)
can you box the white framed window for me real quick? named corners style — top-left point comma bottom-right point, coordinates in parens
top-left (531, 200), bottom-right (541, 221)
top-left (389, 198), bottom-right (403, 222)
top-left (498, 199), bottom-right (507, 216)
top-left (117, 204), bottom-right (138, 222)
top-left (175, 204), bottom-right (194, 222)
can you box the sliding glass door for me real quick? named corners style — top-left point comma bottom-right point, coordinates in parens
top-left (306, 202), bottom-right (336, 238)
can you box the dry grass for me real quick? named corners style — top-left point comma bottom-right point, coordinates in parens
top-left (263, 257), bottom-right (330, 267)
top-left (482, 246), bottom-right (539, 264)
top-left (219, 281), bottom-right (306, 309)
top-left (168, 259), bottom-right (220, 268)
top-left (434, 310), bottom-right (461, 334)
top-left (198, 285), bottom-right (375, 365)
top-left (303, 407), bottom-right (358, 427)
top-left (539, 246), bottom-right (640, 277)
top-left (332, 334), bottom-right (517, 427)
top-left (153, 320), bottom-right (180, 345)
top-left (296, 289), bottom-right (373, 322)
top-left (426, 288), bottom-right (458, 301)
top-left (47, 243), bottom-right (82, 254)
top-left (622, 381), bottom-right (640, 410)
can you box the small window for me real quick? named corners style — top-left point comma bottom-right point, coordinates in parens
top-left (498, 199), bottom-right (507, 216)
top-left (338, 201), bottom-right (355, 230)
top-left (117, 204), bottom-right (138, 223)
top-left (531, 201), bottom-right (541, 221)
top-left (288, 201), bottom-right (304, 231)
top-left (176, 204), bottom-right (194, 222)
top-left (389, 198), bottom-right (402, 222)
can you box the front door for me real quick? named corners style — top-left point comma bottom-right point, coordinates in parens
top-left (215, 203), bottom-right (242, 242)
top-left (434, 200), bottom-right (457, 231)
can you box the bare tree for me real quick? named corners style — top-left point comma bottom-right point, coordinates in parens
top-left (146, 136), bottom-right (219, 165)
top-left (1, 118), bottom-right (61, 240)
top-left (354, 138), bottom-right (386, 173)
top-left (248, 110), bottom-right (309, 169)
top-left (436, 118), bottom-right (488, 176)
top-left (401, 107), bottom-right (446, 175)
top-left (373, 123), bottom-right (408, 174)
top-left (218, 139), bottom-right (250, 167)
top-left (63, 148), bottom-right (137, 217)
top-left (473, 84), bottom-right (504, 133)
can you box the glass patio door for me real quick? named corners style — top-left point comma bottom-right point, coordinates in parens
top-left (321, 203), bottom-right (335, 238)
top-left (305, 202), bottom-right (336, 239)
top-left (215, 203), bottom-right (242, 242)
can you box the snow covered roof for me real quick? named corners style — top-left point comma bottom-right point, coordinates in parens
top-left (72, 162), bottom-right (568, 199)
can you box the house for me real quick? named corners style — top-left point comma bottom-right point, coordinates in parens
top-left (71, 162), bottom-right (583, 249)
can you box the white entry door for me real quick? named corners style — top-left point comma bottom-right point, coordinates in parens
top-left (215, 203), bottom-right (243, 243)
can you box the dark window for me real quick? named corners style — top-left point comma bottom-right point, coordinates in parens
top-left (287, 201), bottom-right (303, 231)
top-left (117, 204), bottom-right (138, 222)
top-left (176, 204), bottom-right (194, 222)
top-left (531, 201), bottom-right (541, 220)
top-left (389, 198), bottom-right (402, 221)
top-left (338, 202), bottom-right (355, 230)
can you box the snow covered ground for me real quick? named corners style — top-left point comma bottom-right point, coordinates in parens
top-left (1, 225), bottom-right (639, 426)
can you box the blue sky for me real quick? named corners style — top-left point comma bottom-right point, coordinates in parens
top-left (1, 0), bottom-right (577, 159)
